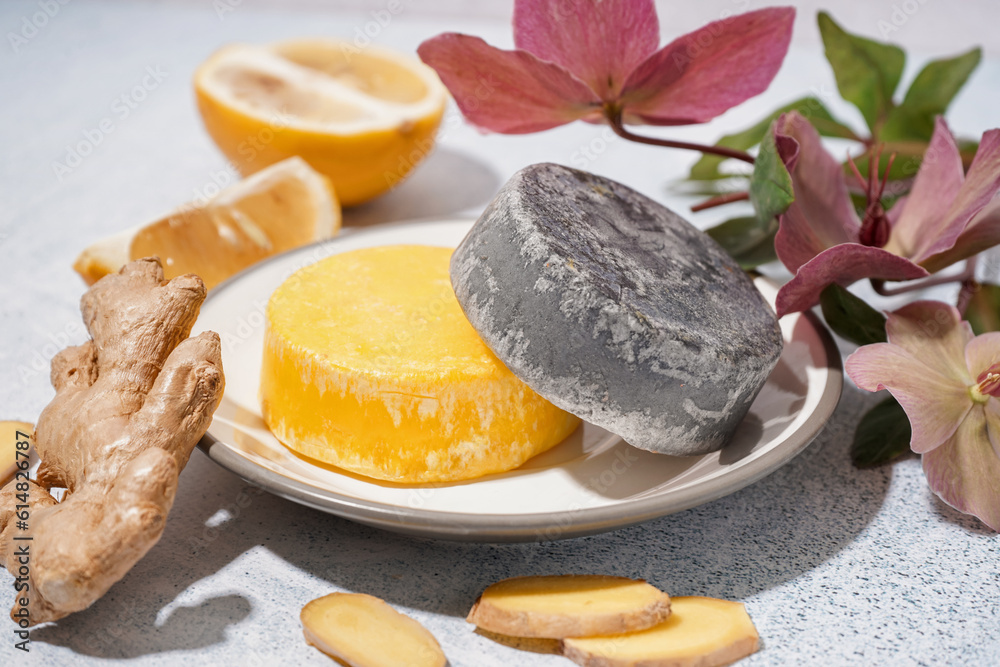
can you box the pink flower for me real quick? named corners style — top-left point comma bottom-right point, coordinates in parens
top-left (846, 300), bottom-right (1000, 531)
top-left (417, 1), bottom-right (795, 133)
top-left (773, 111), bottom-right (1000, 316)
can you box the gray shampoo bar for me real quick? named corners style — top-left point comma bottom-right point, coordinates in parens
top-left (450, 163), bottom-right (783, 456)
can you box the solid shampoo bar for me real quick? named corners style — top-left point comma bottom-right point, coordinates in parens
top-left (450, 163), bottom-right (783, 456)
top-left (260, 245), bottom-right (580, 483)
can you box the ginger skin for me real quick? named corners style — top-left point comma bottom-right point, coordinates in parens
top-left (0, 258), bottom-right (224, 625)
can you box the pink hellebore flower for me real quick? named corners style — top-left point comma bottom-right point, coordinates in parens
top-left (417, 0), bottom-right (795, 133)
top-left (773, 111), bottom-right (1000, 317)
top-left (846, 301), bottom-right (1000, 531)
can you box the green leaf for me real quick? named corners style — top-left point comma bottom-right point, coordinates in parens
top-left (957, 138), bottom-right (981, 170)
top-left (882, 47), bottom-right (982, 142)
top-left (688, 96), bottom-right (858, 182)
top-left (965, 283), bottom-right (1000, 335)
top-left (845, 138), bottom-right (929, 184)
top-left (852, 396), bottom-right (912, 468)
top-left (818, 11), bottom-right (905, 131)
top-left (673, 178), bottom-right (752, 198)
top-left (819, 284), bottom-right (887, 346)
top-left (706, 216), bottom-right (779, 269)
top-left (701, 127), bottom-right (790, 269)
top-left (749, 124), bottom-right (794, 226)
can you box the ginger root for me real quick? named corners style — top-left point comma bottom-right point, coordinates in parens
top-left (0, 422), bottom-right (33, 487)
top-left (301, 592), bottom-right (446, 667)
top-left (0, 258), bottom-right (224, 625)
top-left (467, 575), bottom-right (671, 639)
top-left (561, 596), bottom-right (760, 667)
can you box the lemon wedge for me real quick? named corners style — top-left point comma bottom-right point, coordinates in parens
top-left (74, 156), bottom-right (340, 289)
top-left (193, 39), bottom-right (448, 206)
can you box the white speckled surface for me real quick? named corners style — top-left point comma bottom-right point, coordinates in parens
top-left (2, 1), bottom-right (999, 665)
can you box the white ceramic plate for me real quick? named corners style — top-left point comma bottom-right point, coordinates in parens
top-left (194, 219), bottom-right (842, 542)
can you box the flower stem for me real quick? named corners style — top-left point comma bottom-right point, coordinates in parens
top-left (605, 111), bottom-right (756, 165)
top-left (957, 256), bottom-right (980, 315)
top-left (870, 259), bottom-right (978, 297)
top-left (957, 280), bottom-right (980, 315)
top-left (691, 191), bottom-right (751, 212)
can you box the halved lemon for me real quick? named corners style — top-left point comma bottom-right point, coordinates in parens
top-left (73, 156), bottom-right (340, 289)
top-left (193, 39), bottom-right (448, 206)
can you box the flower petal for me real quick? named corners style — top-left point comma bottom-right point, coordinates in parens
top-left (885, 300), bottom-right (974, 386)
top-left (922, 406), bottom-right (1000, 531)
top-left (884, 117), bottom-right (965, 260)
top-left (965, 331), bottom-right (1000, 380)
top-left (936, 128), bottom-right (1000, 248)
top-left (417, 33), bottom-right (600, 134)
top-left (775, 244), bottom-right (928, 316)
top-left (886, 194), bottom-right (908, 228)
top-left (513, 0), bottom-right (659, 100)
top-left (619, 7), bottom-right (795, 125)
top-left (846, 343), bottom-right (971, 453)
top-left (921, 198), bottom-right (1000, 273)
top-left (987, 399), bottom-right (1000, 460)
top-left (774, 111), bottom-right (861, 273)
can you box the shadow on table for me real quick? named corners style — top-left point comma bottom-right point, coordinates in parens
top-left (258, 382), bottom-right (890, 610)
top-left (931, 494), bottom-right (994, 535)
top-left (31, 384), bottom-right (888, 658)
top-left (31, 594), bottom-right (252, 659)
top-left (341, 146), bottom-right (501, 228)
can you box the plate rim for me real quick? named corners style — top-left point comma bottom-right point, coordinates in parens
top-left (196, 218), bottom-right (844, 542)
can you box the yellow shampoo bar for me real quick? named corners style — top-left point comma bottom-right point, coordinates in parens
top-left (260, 245), bottom-right (580, 483)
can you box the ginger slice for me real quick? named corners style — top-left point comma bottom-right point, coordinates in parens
top-left (561, 596), bottom-right (760, 667)
top-left (467, 575), bottom-right (671, 639)
top-left (301, 593), bottom-right (446, 667)
top-left (0, 422), bottom-right (33, 487)
top-left (0, 259), bottom-right (224, 625)
top-left (474, 627), bottom-right (562, 654)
